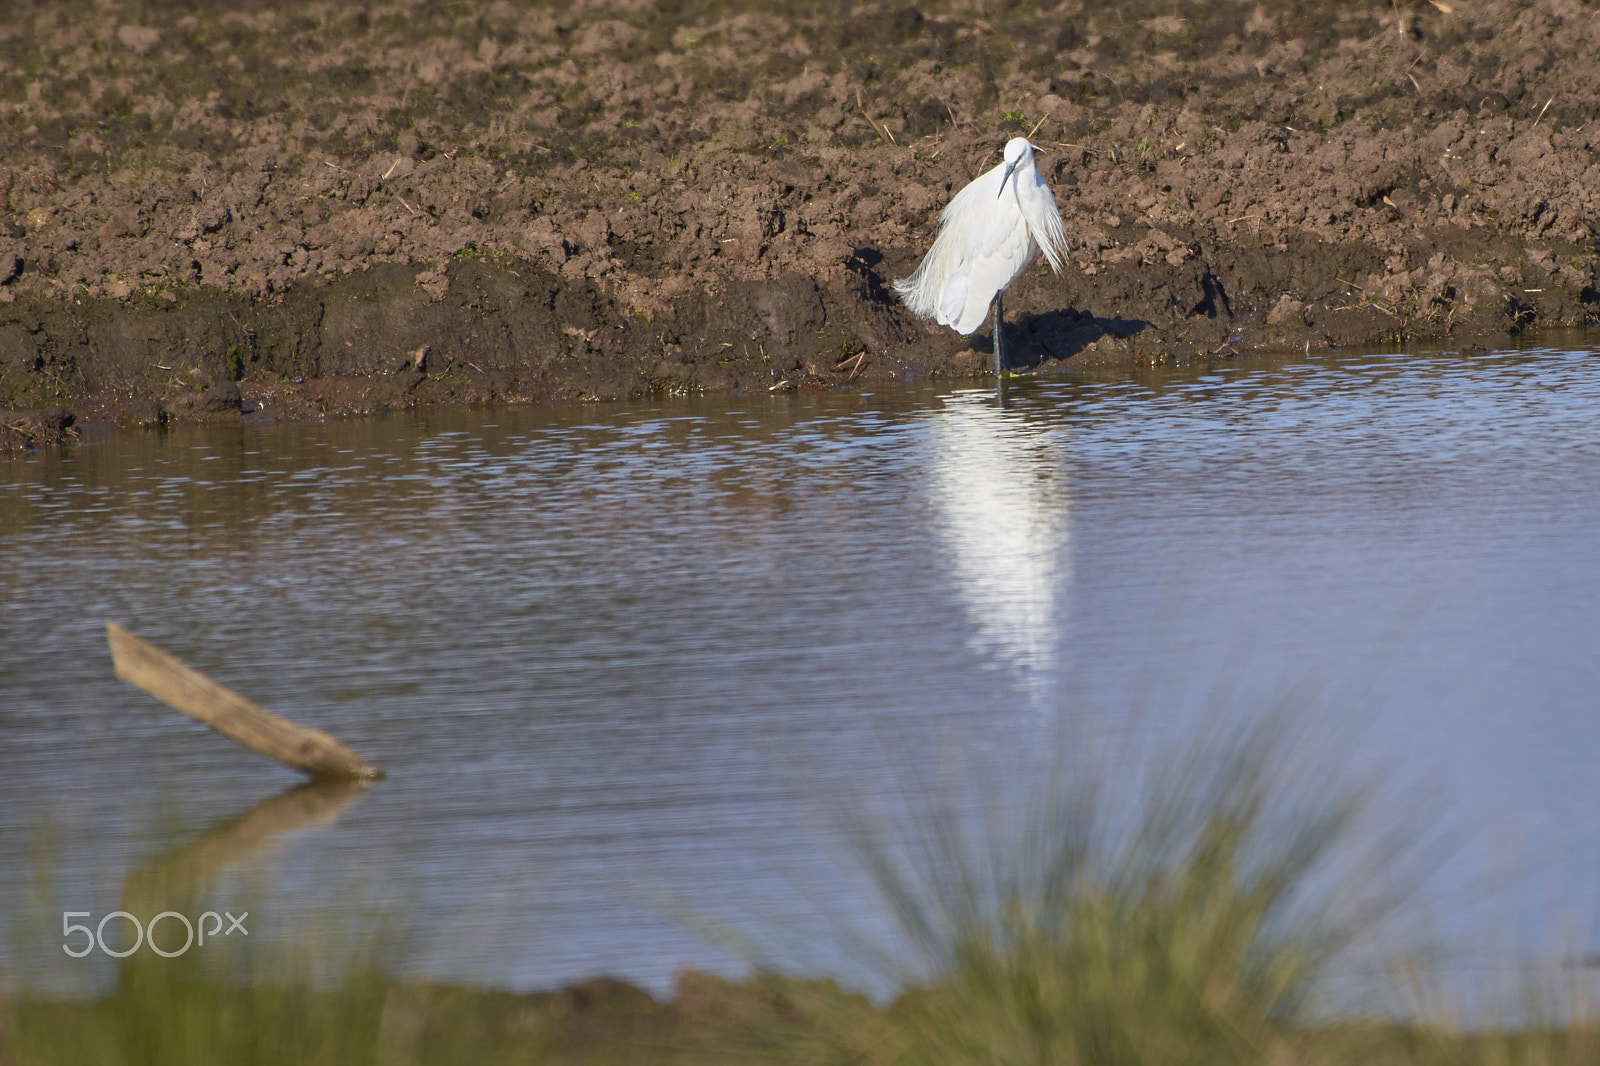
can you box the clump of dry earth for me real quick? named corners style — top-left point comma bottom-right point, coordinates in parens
top-left (1, 0), bottom-right (1597, 445)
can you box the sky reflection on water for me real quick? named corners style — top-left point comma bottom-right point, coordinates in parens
top-left (4, 337), bottom-right (1600, 1002)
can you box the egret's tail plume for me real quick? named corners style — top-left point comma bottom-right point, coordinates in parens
top-left (893, 260), bottom-right (942, 322)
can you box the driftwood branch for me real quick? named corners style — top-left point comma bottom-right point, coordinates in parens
top-left (106, 621), bottom-right (383, 781)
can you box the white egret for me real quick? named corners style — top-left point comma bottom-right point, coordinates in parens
top-left (893, 137), bottom-right (1071, 376)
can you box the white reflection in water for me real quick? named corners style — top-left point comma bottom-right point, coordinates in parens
top-left (925, 389), bottom-right (1070, 700)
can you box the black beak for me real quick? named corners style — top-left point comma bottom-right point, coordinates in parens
top-left (998, 159), bottom-right (1018, 199)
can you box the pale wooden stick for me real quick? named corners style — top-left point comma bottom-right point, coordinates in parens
top-left (107, 621), bottom-right (382, 780)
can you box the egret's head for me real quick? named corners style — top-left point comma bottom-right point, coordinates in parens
top-left (1002, 137), bottom-right (1036, 167)
top-left (998, 137), bottom-right (1038, 198)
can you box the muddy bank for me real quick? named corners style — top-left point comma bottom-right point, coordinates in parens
top-left (1, 0), bottom-right (1598, 433)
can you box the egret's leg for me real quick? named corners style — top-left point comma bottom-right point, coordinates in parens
top-left (992, 293), bottom-right (1006, 377)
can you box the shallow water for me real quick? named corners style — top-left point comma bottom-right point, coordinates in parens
top-left (5, 333), bottom-right (1600, 1002)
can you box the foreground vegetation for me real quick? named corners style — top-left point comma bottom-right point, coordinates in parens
top-left (8, 727), bottom-right (1599, 1064)
top-left (9, 966), bottom-right (1600, 1066)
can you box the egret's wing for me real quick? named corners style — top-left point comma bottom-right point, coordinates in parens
top-left (937, 265), bottom-right (971, 330)
top-left (1020, 176), bottom-right (1071, 273)
top-left (945, 216), bottom-right (1035, 334)
top-left (901, 159), bottom-right (1006, 328)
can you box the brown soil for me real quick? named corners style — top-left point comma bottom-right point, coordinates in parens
top-left (2, 0), bottom-right (1598, 440)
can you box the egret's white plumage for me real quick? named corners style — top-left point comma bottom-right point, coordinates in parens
top-left (894, 137), bottom-right (1070, 345)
